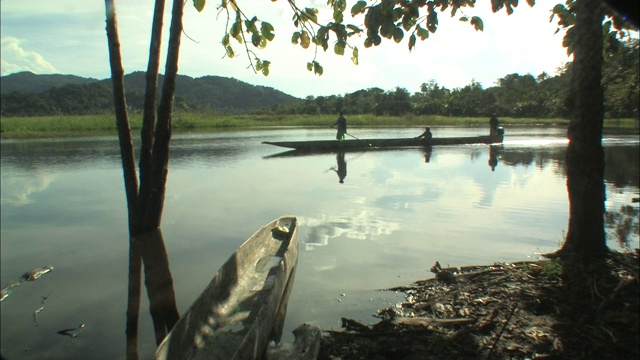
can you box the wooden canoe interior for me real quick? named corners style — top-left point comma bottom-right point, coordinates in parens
top-left (155, 216), bottom-right (298, 360)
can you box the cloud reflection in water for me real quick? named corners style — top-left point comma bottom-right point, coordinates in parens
top-left (1, 174), bottom-right (56, 206)
top-left (300, 211), bottom-right (401, 251)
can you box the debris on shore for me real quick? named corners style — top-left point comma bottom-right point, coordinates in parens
top-left (318, 251), bottom-right (639, 360)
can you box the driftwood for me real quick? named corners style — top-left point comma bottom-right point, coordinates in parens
top-left (267, 323), bottom-right (321, 360)
top-left (392, 316), bottom-right (477, 327)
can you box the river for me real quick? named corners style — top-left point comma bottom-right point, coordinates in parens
top-left (1, 126), bottom-right (638, 359)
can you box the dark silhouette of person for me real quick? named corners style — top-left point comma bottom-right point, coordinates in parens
top-left (334, 152), bottom-right (347, 183)
top-left (489, 114), bottom-right (499, 136)
top-left (416, 127), bottom-right (433, 143)
top-left (332, 111), bottom-right (347, 141)
top-left (423, 146), bottom-right (432, 163)
top-left (488, 145), bottom-right (500, 171)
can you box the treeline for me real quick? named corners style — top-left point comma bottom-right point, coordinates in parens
top-left (2, 41), bottom-right (637, 119)
top-left (259, 39), bottom-right (639, 119)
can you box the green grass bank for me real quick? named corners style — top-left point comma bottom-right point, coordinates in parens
top-left (1, 113), bottom-right (638, 139)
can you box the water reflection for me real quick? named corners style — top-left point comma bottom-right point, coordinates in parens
top-left (488, 145), bottom-right (502, 171)
top-left (423, 146), bottom-right (432, 163)
top-left (332, 152), bottom-right (347, 184)
top-left (0, 136), bottom-right (249, 171)
top-left (301, 212), bottom-right (402, 251)
top-left (1, 129), bottom-right (638, 359)
top-left (605, 205), bottom-right (640, 249)
top-left (1, 173), bottom-right (57, 206)
top-left (126, 229), bottom-right (179, 360)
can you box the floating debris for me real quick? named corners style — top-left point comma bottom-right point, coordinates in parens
top-left (22, 265), bottom-right (54, 281)
top-left (57, 324), bottom-right (84, 338)
top-left (57, 328), bottom-right (78, 338)
top-left (41, 291), bottom-right (53, 304)
top-left (1, 265), bottom-right (54, 302)
top-left (1, 280), bottom-right (22, 302)
top-left (33, 292), bottom-right (53, 326)
top-left (33, 306), bottom-right (45, 326)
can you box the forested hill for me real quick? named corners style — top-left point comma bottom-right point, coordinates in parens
top-left (0, 72), bottom-right (99, 94)
top-left (0, 71), bottom-right (301, 116)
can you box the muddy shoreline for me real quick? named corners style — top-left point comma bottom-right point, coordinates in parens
top-left (317, 251), bottom-right (639, 360)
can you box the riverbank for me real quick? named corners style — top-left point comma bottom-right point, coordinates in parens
top-left (317, 250), bottom-right (639, 359)
top-left (1, 113), bottom-right (638, 139)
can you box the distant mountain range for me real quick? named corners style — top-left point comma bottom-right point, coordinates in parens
top-left (0, 71), bottom-right (301, 116)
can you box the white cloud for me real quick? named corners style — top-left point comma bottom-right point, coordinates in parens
top-left (0, 37), bottom-right (57, 75)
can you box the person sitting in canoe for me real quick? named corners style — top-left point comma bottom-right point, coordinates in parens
top-left (332, 111), bottom-right (347, 141)
top-left (416, 127), bottom-right (433, 143)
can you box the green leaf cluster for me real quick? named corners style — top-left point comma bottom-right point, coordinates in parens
top-left (288, 1), bottom-right (364, 74)
top-left (306, 61), bottom-right (324, 75)
top-left (551, 0), bottom-right (636, 56)
top-left (194, 0), bottom-right (636, 80)
top-left (198, 0), bottom-right (501, 75)
top-left (215, 0), bottom-right (277, 76)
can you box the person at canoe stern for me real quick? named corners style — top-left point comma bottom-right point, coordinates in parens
top-left (416, 127), bottom-right (433, 143)
top-left (332, 111), bottom-right (347, 141)
top-left (489, 113), bottom-right (500, 136)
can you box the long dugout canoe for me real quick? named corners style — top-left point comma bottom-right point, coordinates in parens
top-left (155, 216), bottom-right (299, 360)
top-left (263, 132), bottom-right (504, 152)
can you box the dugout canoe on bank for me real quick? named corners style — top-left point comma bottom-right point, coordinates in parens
top-left (155, 216), bottom-right (301, 360)
top-left (263, 128), bottom-right (504, 152)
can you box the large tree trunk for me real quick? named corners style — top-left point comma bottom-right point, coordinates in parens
top-left (560, 0), bottom-right (608, 260)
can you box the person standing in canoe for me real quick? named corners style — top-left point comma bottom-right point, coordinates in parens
top-left (332, 111), bottom-right (347, 141)
top-left (489, 113), bottom-right (500, 136)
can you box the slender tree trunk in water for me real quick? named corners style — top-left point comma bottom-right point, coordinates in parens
top-left (125, 240), bottom-right (142, 360)
top-left (105, 4), bottom-right (145, 359)
top-left (105, 0), bottom-right (183, 356)
top-left (560, 0), bottom-right (608, 260)
top-left (137, 0), bottom-right (166, 226)
top-left (137, 230), bottom-right (180, 345)
top-left (104, 0), bottom-right (140, 235)
top-left (142, 0), bottom-right (184, 231)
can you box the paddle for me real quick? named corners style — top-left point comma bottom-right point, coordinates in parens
top-left (346, 132), bottom-right (377, 149)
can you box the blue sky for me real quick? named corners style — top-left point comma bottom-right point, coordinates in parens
top-left (1, 0), bottom-right (575, 98)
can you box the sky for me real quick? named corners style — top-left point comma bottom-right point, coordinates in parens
top-left (0, 0), bottom-right (577, 99)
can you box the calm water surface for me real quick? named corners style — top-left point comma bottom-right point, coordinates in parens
top-left (1, 127), bottom-right (638, 359)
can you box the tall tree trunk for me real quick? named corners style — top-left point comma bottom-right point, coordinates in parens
top-left (137, 0), bottom-right (166, 230)
top-left (560, 0), bottom-right (608, 260)
top-left (105, 0), bottom-right (183, 355)
top-left (142, 0), bottom-right (184, 231)
top-left (104, 0), bottom-right (139, 235)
